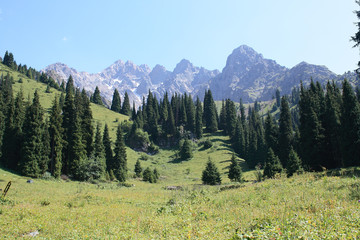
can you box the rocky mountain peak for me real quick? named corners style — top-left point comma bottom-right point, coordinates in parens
top-left (173, 59), bottom-right (194, 74)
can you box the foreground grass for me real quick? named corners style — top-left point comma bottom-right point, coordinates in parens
top-left (1, 168), bottom-right (359, 239)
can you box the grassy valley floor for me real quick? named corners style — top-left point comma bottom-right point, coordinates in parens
top-left (1, 167), bottom-right (360, 239)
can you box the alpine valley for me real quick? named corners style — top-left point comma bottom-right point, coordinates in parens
top-left (43, 45), bottom-right (357, 106)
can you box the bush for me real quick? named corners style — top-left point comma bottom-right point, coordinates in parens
top-left (203, 139), bottom-right (213, 149)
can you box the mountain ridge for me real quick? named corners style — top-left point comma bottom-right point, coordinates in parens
top-left (43, 45), bottom-right (356, 105)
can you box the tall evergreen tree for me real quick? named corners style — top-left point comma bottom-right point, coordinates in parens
top-left (80, 89), bottom-right (94, 157)
top-left (263, 148), bottom-right (283, 179)
top-left (68, 112), bottom-right (87, 180)
top-left (228, 153), bottom-right (243, 182)
top-left (121, 91), bottom-right (131, 116)
top-left (62, 76), bottom-right (76, 174)
top-left (40, 120), bottom-right (51, 174)
top-left (111, 89), bottom-right (122, 113)
top-left (20, 91), bottom-right (43, 177)
top-left (278, 96), bottom-right (293, 168)
top-left (185, 94), bottom-right (196, 133)
top-left (286, 147), bottom-right (303, 177)
top-left (49, 96), bottom-right (63, 178)
top-left (225, 99), bottom-right (236, 137)
top-left (195, 96), bottom-right (203, 139)
top-left (232, 117), bottom-right (245, 158)
top-left (134, 159), bottom-right (142, 178)
top-left (203, 90), bottom-right (218, 133)
top-left (93, 123), bottom-right (106, 176)
top-left (219, 100), bottom-right (226, 130)
top-left (113, 125), bottom-right (127, 182)
top-left (264, 111), bottom-right (279, 155)
top-left (103, 124), bottom-right (113, 172)
top-left (340, 79), bottom-right (360, 167)
top-left (91, 86), bottom-right (103, 105)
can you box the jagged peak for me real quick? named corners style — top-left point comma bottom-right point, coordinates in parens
top-left (173, 59), bottom-right (194, 74)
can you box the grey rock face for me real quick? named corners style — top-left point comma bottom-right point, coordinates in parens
top-left (43, 45), bottom-right (346, 106)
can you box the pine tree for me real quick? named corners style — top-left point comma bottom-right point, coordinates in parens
top-left (49, 96), bottom-right (63, 178)
top-left (185, 94), bottom-right (195, 133)
top-left (134, 159), bottom-right (142, 177)
top-left (195, 96), bottom-right (203, 139)
top-left (286, 147), bottom-right (303, 177)
top-left (232, 117), bottom-right (245, 158)
top-left (80, 89), bottom-right (93, 157)
top-left (228, 153), bottom-right (243, 182)
top-left (93, 123), bottom-right (106, 176)
top-left (225, 99), bottom-right (236, 137)
top-left (203, 90), bottom-right (218, 133)
top-left (264, 111), bottom-right (279, 155)
top-left (113, 125), bottom-right (127, 182)
top-left (278, 96), bottom-right (293, 168)
top-left (263, 148), bottom-right (283, 179)
top-left (111, 89), bottom-right (121, 113)
top-left (202, 157), bottom-right (221, 185)
top-left (179, 138), bottom-right (193, 160)
top-left (40, 120), bottom-right (51, 174)
top-left (275, 89), bottom-right (281, 107)
top-left (20, 91), bottom-right (43, 177)
top-left (103, 124), bottom-right (113, 172)
top-left (91, 86), bottom-right (103, 105)
top-left (219, 99), bottom-right (226, 130)
top-left (341, 79), bottom-right (360, 167)
top-left (68, 112), bottom-right (87, 180)
top-left (121, 91), bottom-right (131, 116)
top-left (62, 76), bottom-right (76, 174)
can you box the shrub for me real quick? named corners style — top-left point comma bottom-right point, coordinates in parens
top-left (203, 139), bottom-right (213, 149)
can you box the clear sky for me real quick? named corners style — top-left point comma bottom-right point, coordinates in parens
top-left (0, 0), bottom-right (358, 74)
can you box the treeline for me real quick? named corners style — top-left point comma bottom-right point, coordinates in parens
top-left (2, 51), bottom-right (60, 90)
top-left (119, 79), bottom-right (360, 177)
top-left (0, 74), bottom-right (127, 181)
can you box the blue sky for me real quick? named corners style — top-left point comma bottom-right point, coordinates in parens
top-left (0, 0), bottom-right (358, 74)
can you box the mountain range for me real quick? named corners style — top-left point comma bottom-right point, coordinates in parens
top-left (43, 45), bottom-right (356, 105)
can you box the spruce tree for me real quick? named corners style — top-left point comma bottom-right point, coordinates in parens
top-left (264, 111), bottom-right (279, 156)
top-left (134, 159), bottom-right (142, 178)
top-left (20, 91), bottom-right (43, 177)
top-left (263, 148), bottom-right (283, 179)
top-left (278, 96), bottom-right (293, 168)
top-left (228, 153), bottom-right (243, 182)
top-left (103, 124), bottom-right (113, 171)
top-left (219, 99), bottom-right (226, 130)
top-left (121, 91), bottom-right (131, 116)
top-left (225, 99), bottom-right (236, 137)
top-left (143, 167), bottom-right (155, 183)
top-left (91, 86), bottom-right (103, 105)
top-left (62, 76), bottom-right (76, 174)
top-left (286, 147), bottom-right (303, 177)
top-left (341, 79), bottom-right (360, 167)
top-left (185, 94), bottom-right (196, 133)
top-left (68, 112), bottom-right (87, 180)
top-left (49, 96), bottom-right (63, 178)
top-left (202, 157), bottom-right (222, 185)
top-left (203, 90), bottom-right (218, 133)
top-left (232, 117), bottom-right (245, 158)
top-left (113, 125), bottom-right (127, 182)
top-left (93, 123), bottom-right (106, 176)
top-left (40, 120), bottom-right (51, 174)
top-left (179, 138), bottom-right (193, 160)
top-left (111, 89), bottom-right (121, 113)
top-left (80, 89), bottom-right (94, 157)
top-left (195, 96), bottom-right (203, 139)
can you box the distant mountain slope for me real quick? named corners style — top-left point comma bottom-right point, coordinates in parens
top-left (43, 45), bottom-right (357, 104)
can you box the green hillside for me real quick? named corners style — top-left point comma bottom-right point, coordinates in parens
top-left (0, 63), bottom-right (129, 139)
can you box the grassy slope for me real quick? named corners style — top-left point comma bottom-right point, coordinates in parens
top-left (1, 168), bottom-right (360, 239)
